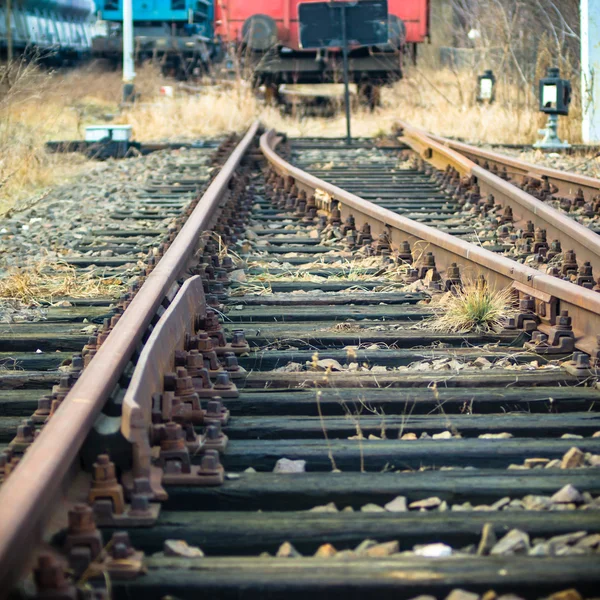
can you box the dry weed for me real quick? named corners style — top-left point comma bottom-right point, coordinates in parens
top-left (428, 278), bottom-right (517, 334)
top-left (0, 260), bottom-right (124, 304)
top-left (0, 41), bottom-right (581, 214)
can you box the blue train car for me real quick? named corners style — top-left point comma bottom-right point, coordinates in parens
top-left (92, 0), bottom-right (218, 78)
top-left (0, 0), bottom-right (95, 62)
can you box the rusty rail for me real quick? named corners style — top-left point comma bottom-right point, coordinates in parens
top-left (260, 129), bottom-right (600, 356)
top-left (0, 121), bottom-right (259, 593)
top-left (427, 131), bottom-right (600, 200)
top-left (396, 119), bottom-right (600, 282)
top-left (121, 275), bottom-right (206, 500)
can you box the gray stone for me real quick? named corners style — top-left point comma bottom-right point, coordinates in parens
top-left (384, 496), bottom-right (407, 512)
top-left (489, 497), bottom-right (511, 511)
top-left (551, 484), bottom-right (584, 504)
top-left (522, 494), bottom-right (553, 510)
top-left (549, 503), bottom-right (577, 511)
top-left (363, 541), bottom-right (399, 557)
top-left (445, 589), bottom-right (479, 600)
top-left (360, 503), bottom-right (386, 512)
top-left (413, 543), bottom-right (452, 557)
top-left (276, 542), bottom-right (302, 558)
top-left (314, 543), bottom-right (338, 558)
top-left (554, 545), bottom-right (589, 556)
top-left (548, 531), bottom-right (588, 546)
top-left (164, 540), bottom-right (204, 558)
top-left (576, 533), bottom-right (600, 548)
top-left (273, 458), bottom-right (306, 473)
top-left (409, 496), bottom-right (442, 510)
top-left (309, 502), bottom-right (339, 513)
top-left (490, 529), bottom-right (530, 555)
top-left (587, 454), bottom-right (600, 467)
top-left (503, 499), bottom-right (525, 511)
top-left (473, 357), bottom-right (493, 369)
top-left (451, 502), bottom-right (473, 512)
top-left (547, 590), bottom-right (583, 600)
top-left (524, 458), bottom-right (550, 468)
top-left (528, 542), bottom-right (551, 556)
top-left (355, 539), bottom-right (378, 554)
top-left (561, 447), bottom-right (585, 469)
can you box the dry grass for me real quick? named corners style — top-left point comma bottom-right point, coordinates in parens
top-left (260, 68), bottom-right (581, 143)
top-left (0, 47), bottom-right (582, 213)
top-left (0, 260), bottom-right (124, 304)
top-left (0, 61), bottom-right (104, 214)
top-left (428, 278), bottom-right (517, 334)
top-left (246, 255), bottom-right (408, 284)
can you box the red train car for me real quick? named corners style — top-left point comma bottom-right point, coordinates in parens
top-left (214, 0), bottom-right (429, 91)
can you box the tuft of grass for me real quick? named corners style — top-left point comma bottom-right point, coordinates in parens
top-left (0, 260), bottom-right (124, 305)
top-left (229, 281), bottom-right (272, 297)
top-left (428, 278), bottom-right (516, 334)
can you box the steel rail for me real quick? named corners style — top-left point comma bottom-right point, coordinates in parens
top-left (121, 275), bottom-right (205, 497)
top-left (0, 120), bottom-right (260, 593)
top-left (395, 119), bottom-right (600, 282)
top-left (428, 131), bottom-right (600, 200)
top-left (260, 129), bottom-right (600, 356)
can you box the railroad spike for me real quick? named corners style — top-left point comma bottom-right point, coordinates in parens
top-left (89, 454), bottom-right (126, 516)
top-left (33, 555), bottom-right (77, 600)
top-left (63, 504), bottom-right (103, 577)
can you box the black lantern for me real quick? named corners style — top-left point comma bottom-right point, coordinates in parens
top-left (539, 67), bottom-right (571, 116)
top-left (477, 69), bottom-right (495, 103)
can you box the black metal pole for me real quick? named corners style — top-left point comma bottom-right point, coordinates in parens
top-left (340, 5), bottom-right (351, 144)
top-left (6, 0), bottom-right (13, 63)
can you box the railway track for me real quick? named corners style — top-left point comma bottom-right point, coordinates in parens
top-left (0, 121), bottom-right (599, 599)
top-left (0, 139), bottom-right (232, 458)
top-left (398, 121), bottom-right (600, 236)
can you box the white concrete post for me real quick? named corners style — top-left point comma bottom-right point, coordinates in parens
top-left (122, 0), bottom-right (136, 95)
top-left (581, 0), bottom-right (600, 143)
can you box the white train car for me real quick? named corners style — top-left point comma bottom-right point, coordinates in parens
top-left (0, 0), bottom-right (95, 62)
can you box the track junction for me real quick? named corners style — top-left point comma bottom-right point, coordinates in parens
top-left (0, 121), bottom-right (599, 599)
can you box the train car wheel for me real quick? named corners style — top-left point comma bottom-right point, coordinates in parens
top-left (358, 83), bottom-right (382, 111)
top-left (264, 83), bottom-right (280, 106)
